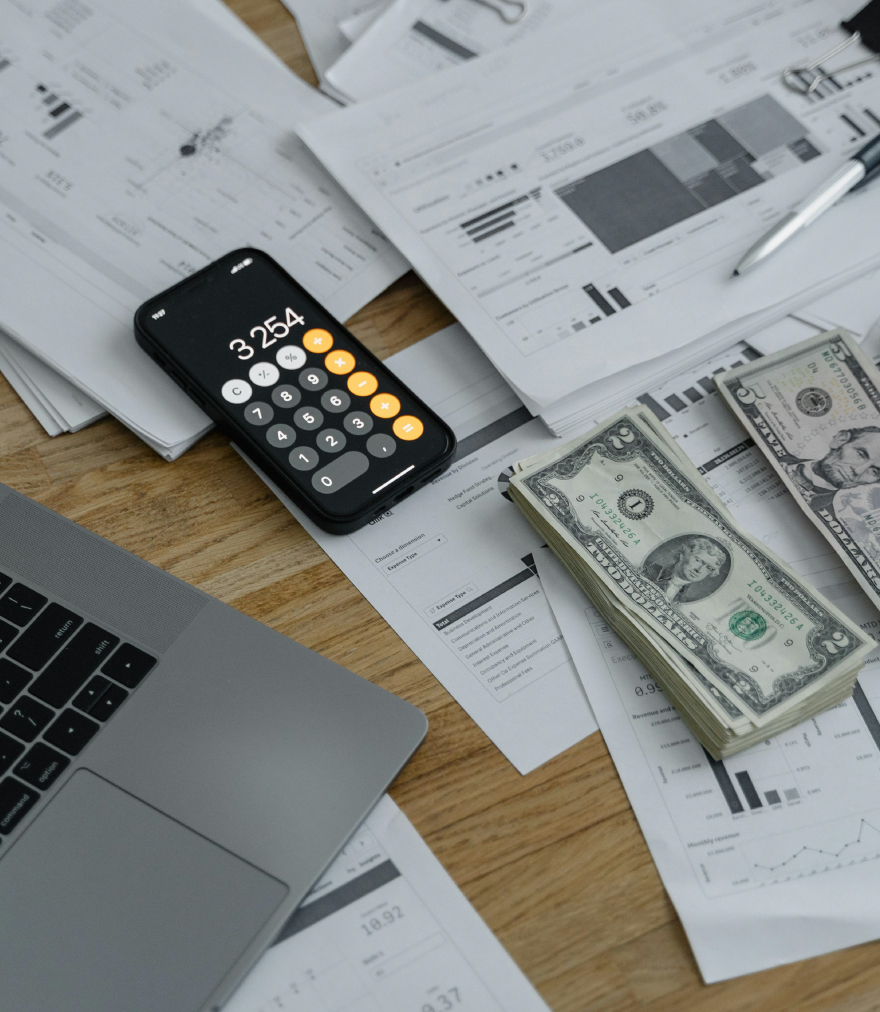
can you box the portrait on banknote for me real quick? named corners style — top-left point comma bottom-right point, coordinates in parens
top-left (641, 535), bottom-right (730, 604)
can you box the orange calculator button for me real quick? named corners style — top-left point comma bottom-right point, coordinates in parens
top-left (303, 328), bottom-right (333, 353)
top-left (325, 350), bottom-right (356, 375)
top-left (347, 371), bottom-right (378, 397)
top-left (369, 393), bottom-right (401, 419)
top-left (392, 415), bottom-right (423, 440)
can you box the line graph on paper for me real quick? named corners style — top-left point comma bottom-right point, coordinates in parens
top-left (742, 811), bottom-right (880, 885)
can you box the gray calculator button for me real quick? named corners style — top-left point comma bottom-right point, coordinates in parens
top-left (299, 367), bottom-right (328, 392)
top-left (289, 446), bottom-right (319, 471)
top-left (366, 433), bottom-right (396, 458)
top-left (271, 384), bottom-right (301, 409)
top-left (244, 401), bottom-right (273, 426)
top-left (321, 389), bottom-right (350, 413)
top-left (316, 428), bottom-right (346, 454)
top-left (311, 451), bottom-right (369, 495)
top-left (293, 406), bottom-right (323, 430)
top-left (266, 424), bottom-right (296, 449)
top-left (344, 411), bottom-right (373, 436)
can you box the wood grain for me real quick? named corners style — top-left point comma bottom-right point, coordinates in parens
top-left (3, 3), bottom-right (879, 1008)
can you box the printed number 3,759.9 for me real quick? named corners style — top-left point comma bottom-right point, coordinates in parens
top-left (229, 307), bottom-right (305, 360)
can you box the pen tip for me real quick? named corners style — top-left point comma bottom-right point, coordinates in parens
top-left (732, 269), bottom-right (740, 277)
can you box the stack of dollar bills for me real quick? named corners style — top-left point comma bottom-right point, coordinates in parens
top-left (509, 404), bottom-right (872, 758)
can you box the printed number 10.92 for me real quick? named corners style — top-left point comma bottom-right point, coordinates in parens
top-left (229, 307), bottom-right (305, 360)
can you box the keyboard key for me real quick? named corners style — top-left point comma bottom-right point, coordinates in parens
top-left (44, 710), bottom-right (100, 756)
top-left (7, 603), bottom-right (82, 671)
top-left (0, 584), bottom-right (47, 626)
top-left (102, 643), bottom-right (156, 689)
top-left (30, 623), bottom-right (120, 708)
top-left (90, 683), bottom-right (128, 722)
top-left (73, 675), bottom-right (112, 714)
top-left (0, 660), bottom-right (30, 704)
top-left (0, 731), bottom-right (25, 775)
top-left (0, 618), bottom-right (18, 652)
top-left (311, 451), bottom-right (369, 495)
top-left (0, 697), bottom-right (53, 742)
top-left (13, 743), bottom-right (69, 790)
top-left (0, 778), bottom-right (39, 834)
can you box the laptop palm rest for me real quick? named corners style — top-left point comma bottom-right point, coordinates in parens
top-left (0, 770), bottom-right (288, 1012)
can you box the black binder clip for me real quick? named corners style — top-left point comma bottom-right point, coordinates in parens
top-left (783, 0), bottom-right (880, 95)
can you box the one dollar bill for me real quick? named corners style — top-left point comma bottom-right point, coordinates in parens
top-left (509, 407), bottom-right (870, 754)
top-left (718, 329), bottom-right (880, 611)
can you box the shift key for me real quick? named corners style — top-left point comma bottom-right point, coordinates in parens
top-left (30, 624), bottom-right (120, 709)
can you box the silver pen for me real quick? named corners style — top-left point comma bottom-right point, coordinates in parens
top-left (733, 132), bottom-right (880, 276)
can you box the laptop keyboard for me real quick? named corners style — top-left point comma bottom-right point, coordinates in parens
top-left (0, 572), bottom-right (156, 839)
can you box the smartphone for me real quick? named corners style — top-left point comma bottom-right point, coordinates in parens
top-left (134, 249), bottom-right (456, 533)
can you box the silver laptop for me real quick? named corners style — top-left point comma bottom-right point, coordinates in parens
top-left (0, 483), bottom-right (427, 1011)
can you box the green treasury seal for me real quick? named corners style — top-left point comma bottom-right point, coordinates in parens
top-left (729, 610), bottom-right (767, 641)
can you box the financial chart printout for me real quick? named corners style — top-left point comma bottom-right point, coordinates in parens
top-left (301, 0), bottom-right (880, 408)
top-left (0, 0), bottom-right (406, 453)
top-left (224, 795), bottom-right (550, 1012)
top-left (537, 339), bottom-right (880, 981)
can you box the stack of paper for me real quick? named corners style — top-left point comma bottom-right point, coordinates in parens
top-left (299, 0), bottom-right (880, 437)
top-left (0, 0), bottom-right (407, 457)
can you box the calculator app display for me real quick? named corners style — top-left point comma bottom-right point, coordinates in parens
top-left (136, 250), bottom-right (454, 527)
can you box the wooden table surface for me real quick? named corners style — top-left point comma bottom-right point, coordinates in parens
top-left (6, 4), bottom-right (880, 1010)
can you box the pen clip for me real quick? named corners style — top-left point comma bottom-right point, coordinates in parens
top-left (466, 0), bottom-right (529, 25)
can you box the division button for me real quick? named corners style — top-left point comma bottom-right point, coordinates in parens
top-left (303, 328), bottom-right (334, 353)
top-left (266, 424), bottom-right (296, 449)
top-left (289, 446), bottom-right (319, 471)
top-left (325, 350), bottom-right (356, 375)
top-left (347, 371), bottom-right (378, 398)
top-left (276, 345), bottom-right (307, 371)
top-left (366, 433), bottom-right (396, 458)
top-left (311, 451), bottom-right (369, 494)
top-left (248, 362), bottom-right (280, 387)
top-left (244, 402), bottom-right (273, 426)
top-left (321, 389), bottom-right (350, 414)
top-left (343, 411), bottom-right (373, 436)
top-left (369, 393), bottom-right (400, 419)
top-left (221, 379), bottom-right (252, 404)
top-left (393, 415), bottom-right (424, 440)
top-left (271, 384), bottom-right (301, 409)
top-left (316, 429), bottom-right (346, 454)
top-left (299, 367), bottom-right (328, 392)
top-left (293, 405), bottom-right (323, 431)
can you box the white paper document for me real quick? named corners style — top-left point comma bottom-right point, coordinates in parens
top-left (325, 0), bottom-right (584, 103)
top-left (223, 794), bottom-right (549, 1012)
top-left (535, 340), bottom-right (880, 981)
top-left (283, 0), bottom-right (393, 79)
top-left (241, 324), bottom-right (596, 774)
top-left (0, 0), bottom-right (407, 457)
top-left (301, 0), bottom-right (880, 410)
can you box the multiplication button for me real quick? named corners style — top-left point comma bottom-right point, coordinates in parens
top-left (244, 402), bottom-right (273, 425)
top-left (272, 385), bottom-right (301, 409)
top-left (222, 379), bottom-right (252, 404)
top-left (321, 389), bottom-right (350, 413)
top-left (344, 411), bottom-right (373, 436)
top-left (311, 451), bottom-right (369, 494)
top-left (316, 429), bottom-right (346, 454)
top-left (276, 345), bottom-right (306, 371)
top-left (370, 394), bottom-right (400, 419)
top-left (367, 433), bottom-right (396, 458)
top-left (289, 446), bottom-right (319, 471)
top-left (266, 424), bottom-right (296, 449)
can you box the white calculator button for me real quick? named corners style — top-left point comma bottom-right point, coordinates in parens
top-left (276, 345), bottom-right (307, 371)
top-left (221, 379), bottom-right (252, 404)
top-left (249, 362), bottom-right (280, 387)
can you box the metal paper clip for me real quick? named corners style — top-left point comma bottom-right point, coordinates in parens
top-left (782, 30), bottom-right (877, 94)
top-left (467, 0), bottom-right (529, 25)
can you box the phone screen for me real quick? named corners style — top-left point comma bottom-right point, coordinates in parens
top-left (136, 250), bottom-right (454, 527)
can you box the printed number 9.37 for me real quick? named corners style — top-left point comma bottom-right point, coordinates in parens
top-left (230, 307), bottom-right (305, 360)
